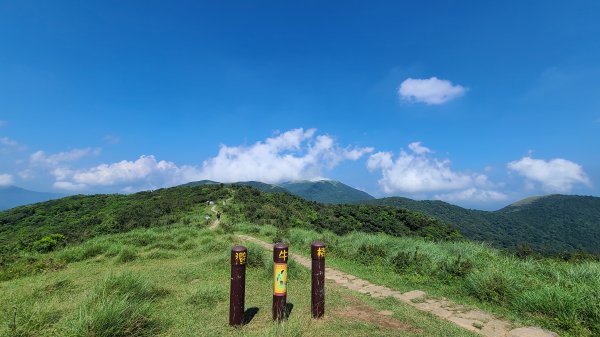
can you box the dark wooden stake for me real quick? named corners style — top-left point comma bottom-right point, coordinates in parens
top-left (273, 242), bottom-right (289, 321)
top-left (229, 245), bottom-right (247, 326)
top-left (311, 241), bottom-right (326, 318)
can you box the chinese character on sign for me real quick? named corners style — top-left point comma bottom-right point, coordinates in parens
top-left (279, 249), bottom-right (288, 262)
top-left (317, 247), bottom-right (325, 258)
top-left (236, 252), bottom-right (247, 265)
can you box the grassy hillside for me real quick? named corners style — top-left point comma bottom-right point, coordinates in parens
top-left (279, 180), bottom-right (374, 204)
top-left (0, 226), bottom-right (478, 337)
top-left (0, 184), bottom-right (459, 280)
top-left (223, 185), bottom-right (460, 241)
top-left (0, 186), bottom-right (65, 211)
top-left (364, 195), bottom-right (600, 255)
top-left (0, 186), bottom-right (230, 270)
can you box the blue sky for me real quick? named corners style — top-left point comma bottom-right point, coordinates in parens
top-left (1, 1), bottom-right (599, 210)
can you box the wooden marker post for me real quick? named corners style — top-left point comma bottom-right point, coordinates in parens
top-left (229, 246), bottom-right (247, 326)
top-left (311, 241), bottom-right (326, 318)
top-left (273, 242), bottom-right (289, 321)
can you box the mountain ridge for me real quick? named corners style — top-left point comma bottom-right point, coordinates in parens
top-left (0, 186), bottom-right (66, 211)
top-left (362, 194), bottom-right (600, 254)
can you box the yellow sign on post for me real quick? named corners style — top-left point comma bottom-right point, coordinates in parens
top-left (273, 263), bottom-right (288, 295)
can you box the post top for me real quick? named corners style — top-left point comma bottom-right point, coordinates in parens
top-left (231, 245), bottom-right (247, 253)
top-left (273, 242), bottom-right (289, 263)
top-left (311, 240), bottom-right (326, 247)
top-left (311, 241), bottom-right (327, 260)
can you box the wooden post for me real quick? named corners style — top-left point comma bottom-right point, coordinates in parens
top-left (311, 241), bottom-right (326, 318)
top-left (273, 242), bottom-right (289, 321)
top-left (229, 246), bottom-right (247, 326)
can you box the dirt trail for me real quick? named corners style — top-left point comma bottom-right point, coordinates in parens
top-left (237, 234), bottom-right (558, 337)
top-left (209, 204), bottom-right (220, 230)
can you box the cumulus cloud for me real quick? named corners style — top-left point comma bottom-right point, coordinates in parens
top-left (30, 148), bottom-right (101, 167)
top-left (367, 142), bottom-right (503, 202)
top-left (398, 77), bottom-right (466, 105)
top-left (51, 128), bottom-right (373, 191)
top-left (368, 142), bottom-right (474, 193)
top-left (507, 156), bottom-right (591, 193)
top-left (0, 173), bottom-right (13, 186)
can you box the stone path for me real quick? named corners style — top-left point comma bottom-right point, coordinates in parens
top-left (237, 234), bottom-right (558, 337)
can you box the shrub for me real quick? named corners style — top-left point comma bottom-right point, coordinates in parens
top-left (391, 248), bottom-right (431, 274)
top-left (355, 242), bottom-right (387, 264)
top-left (465, 270), bottom-right (520, 304)
top-left (32, 234), bottom-right (66, 253)
top-left (246, 244), bottom-right (267, 268)
top-left (441, 254), bottom-right (474, 277)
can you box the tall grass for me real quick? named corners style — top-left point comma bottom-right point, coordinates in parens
top-left (243, 224), bottom-right (600, 336)
top-left (68, 272), bottom-right (166, 337)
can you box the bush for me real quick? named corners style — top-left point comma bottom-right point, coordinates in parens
top-left (440, 254), bottom-right (474, 277)
top-left (32, 234), bottom-right (66, 253)
top-left (391, 248), bottom-right (431, 274)
top-left (465, 270), bottom-right (520, 304)
top-left (355, 242), bottom-right (387, 264)
top-left (246, 244), bottom-right (267, 268)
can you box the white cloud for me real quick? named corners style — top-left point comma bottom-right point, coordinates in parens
top-left (434, 188), bottom-right (508, 203)
top-left (368, 143), bottom-right (479, 194)
top-left (0, 120), bottom-right (6, 127)
top-left (30, 148), bottom-right (101, 167)
top-left (398, 77), bottom-right (466, 105)
top-left (507, 156), bottom-right (591, 193)
top-left (18, 169), bottom-right (34, 180)
top-left (367, 142), bottom-right (503, 203)
top-left (0, 136), bottom-right (26, 152)
top-left (195, 128), bottom-right (372, 183)
top-left (51, 128), bottom-right (373, 191)
top-left (0, 173), bottom-right (13, 186)
top-left (407, 141), bottom-right (431, 155)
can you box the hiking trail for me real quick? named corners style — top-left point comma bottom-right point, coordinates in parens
top-left (210, 202), bottom-right (557, 337)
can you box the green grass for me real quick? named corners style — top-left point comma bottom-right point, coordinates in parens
top-left (0, 225), bottom-right (477, 337)
top-left (235, 223), bottom-right (600, 337)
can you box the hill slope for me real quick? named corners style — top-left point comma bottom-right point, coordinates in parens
top-left (0, 186), bottom-right (65, 211)
top-left (184, 179), bottom-right (374, 204)
top-left (363, 195), bottom-right (600, 254)
top-left (0, 184), bottom-right (459, 269)
top-left (280, 180), bottom-right (374, 204)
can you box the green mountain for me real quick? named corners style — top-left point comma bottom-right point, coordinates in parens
top-left (279, 180), bottom-right (374, 204)
top-left (363, 195), bottom-right (600, 254)
top-left (182, 180), bottom-right (289, 193)
top-left (183, 179), bottom-right (374, 204)
top-left (0, 186), bottom-right (65, 211)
